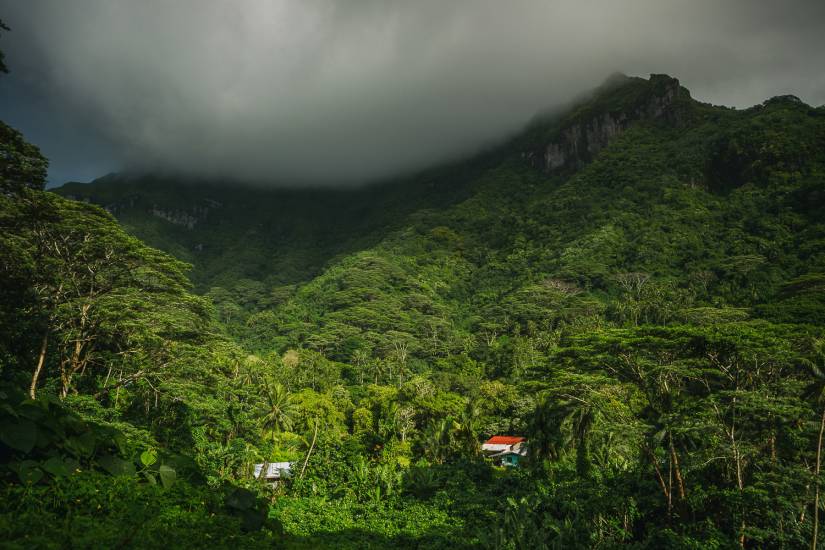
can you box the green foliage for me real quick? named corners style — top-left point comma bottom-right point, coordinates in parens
top-left (4, 72), bottom-right (825, 547)
top-left (0, 380), bottom-right (282, 546)
top-left (0, 473), bottom-right (279, 548)
top-left (0, 121), bottom-right (48, 193)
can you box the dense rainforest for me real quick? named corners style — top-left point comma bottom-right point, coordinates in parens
top-left (3, 25), bottom-right (825, 547)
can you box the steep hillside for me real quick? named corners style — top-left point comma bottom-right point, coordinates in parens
top-left (55, 155), bottom-right (493, 290)
top-left (56, 73), bottom-right (825, 354)
top-left (37, 73), bottom-right (825, 547)
top-left (51, 73), bottom-right (694, 293)
top-left (241, 74), bottom-right (825, 363)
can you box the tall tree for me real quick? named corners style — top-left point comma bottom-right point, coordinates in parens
top-left (4, 192), bottom-right (209, 399)
top-left (261, 382), bottom-right (295, 437)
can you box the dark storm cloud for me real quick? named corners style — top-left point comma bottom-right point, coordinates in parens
top-left (1, 0), bottom-right (824, 185)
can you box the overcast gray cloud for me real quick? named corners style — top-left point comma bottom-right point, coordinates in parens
top-left (1, 0), bottom-right (824, 185)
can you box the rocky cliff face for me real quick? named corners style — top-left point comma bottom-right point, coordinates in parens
top-left (525, 74), bottom-right (688, 172)
top-left (149, 200), bottom-right (222, 229)
top-left (61, 190), bottom-right (222, 230)
top-left (150, 206), bottom-right (200, 229)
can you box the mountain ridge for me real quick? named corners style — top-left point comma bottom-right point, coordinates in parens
top-left (53, 72), bottom-right (825, 360)
top-left (51, 73), bottom-right (706, 288)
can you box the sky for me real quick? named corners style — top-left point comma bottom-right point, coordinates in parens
top-left (0, 1), bottom-right (824, 187)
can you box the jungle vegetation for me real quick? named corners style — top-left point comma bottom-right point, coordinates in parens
top-left (3, 24), bottom-right (825, 548)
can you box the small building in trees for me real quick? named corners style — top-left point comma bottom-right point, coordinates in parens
top-left (253, 462), bottom-right (293, 485)
top-left (481, 436), bottom-right (527, 467)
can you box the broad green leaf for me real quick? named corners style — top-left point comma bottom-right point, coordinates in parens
top-left (66, 430), bottom-right (96, 458)
top-left (0, 419), bottom-right (37, 453)
top-left (98, 454), bottom-right (136, 477)
top-left (140, 448), bottom-right (158, 467)
top-left (112, 432), bottom-right (129, 455)
top-left (59, 414), bottom-right (85, 433)
top-left (34, 426), bottom-right (57, 449)
top-left (158, 464), bottom-right (176, 488)
top-left (13, 460), bottom-right (43, 484)
top-left (42, 456), bottom-right (70, 478)
top-left (17, 402), bottom-right (46, 421)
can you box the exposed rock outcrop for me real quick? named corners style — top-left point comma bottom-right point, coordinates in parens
top-left (526, 74), bottom-right (688, 172)
top-left (150, 201), bottom-right (220, 229)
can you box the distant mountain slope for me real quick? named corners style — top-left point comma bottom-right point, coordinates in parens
top-left (54, 158), bottom-right (492, 290)
top-left (54, 74), bottom-right (825, 361)
top-left (52, 73), bottom-right (687, 291)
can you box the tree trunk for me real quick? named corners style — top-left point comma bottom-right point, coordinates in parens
top-left (812, 406), bottom-right (825, 550)
top-left (645, 445), bottom-right (671, 513)
top-left (739, 520), bottom-right (746, 549)
top-left (29, 332), bottom-right (49, 399)
top-left (59, 355), bottom-right (70, 399)
top-left (669, 433), bottom-right (686, 500)
top-left (61, 302), bottom-right (91, 398)
top-left (300, 420), bottom-right (319, 479)
top-left (733, 439), bottom-right (745, 548)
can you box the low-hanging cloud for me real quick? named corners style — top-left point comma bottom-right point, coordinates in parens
top-left (1, 0), bottom-right (824, 185)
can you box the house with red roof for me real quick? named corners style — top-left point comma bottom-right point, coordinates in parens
top-left (481, 436), bottom-right (527, 467)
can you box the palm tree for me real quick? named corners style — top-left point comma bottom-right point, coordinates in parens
top-left (352, 348), bottom-right (371, 384)
top-left (369, 358), bottom-right (386, 385)
top-left (379, 402), bottom-right (399, 440)
top-left (527, 392), bottom-right (599, 476)
top-left (261, 382), bottom-right (295, 439)
top-left (424, 417), bottom-right (455, 464)
top-left (456, 401), bottom-right (482, 457)
top-left (527, 394), bottom-right (561, 465)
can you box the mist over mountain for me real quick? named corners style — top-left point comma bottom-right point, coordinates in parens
top-left (1, 0), bottom-right (825, 185)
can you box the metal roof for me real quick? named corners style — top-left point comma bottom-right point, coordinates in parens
top-left (484, 435), bottom-right (526, 445)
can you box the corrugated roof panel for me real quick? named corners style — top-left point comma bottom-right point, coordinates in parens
top-left (484, 436), bottom-right (526, 445)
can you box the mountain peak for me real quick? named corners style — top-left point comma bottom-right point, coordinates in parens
top-left (522, 73), bottom-right (691, 172)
